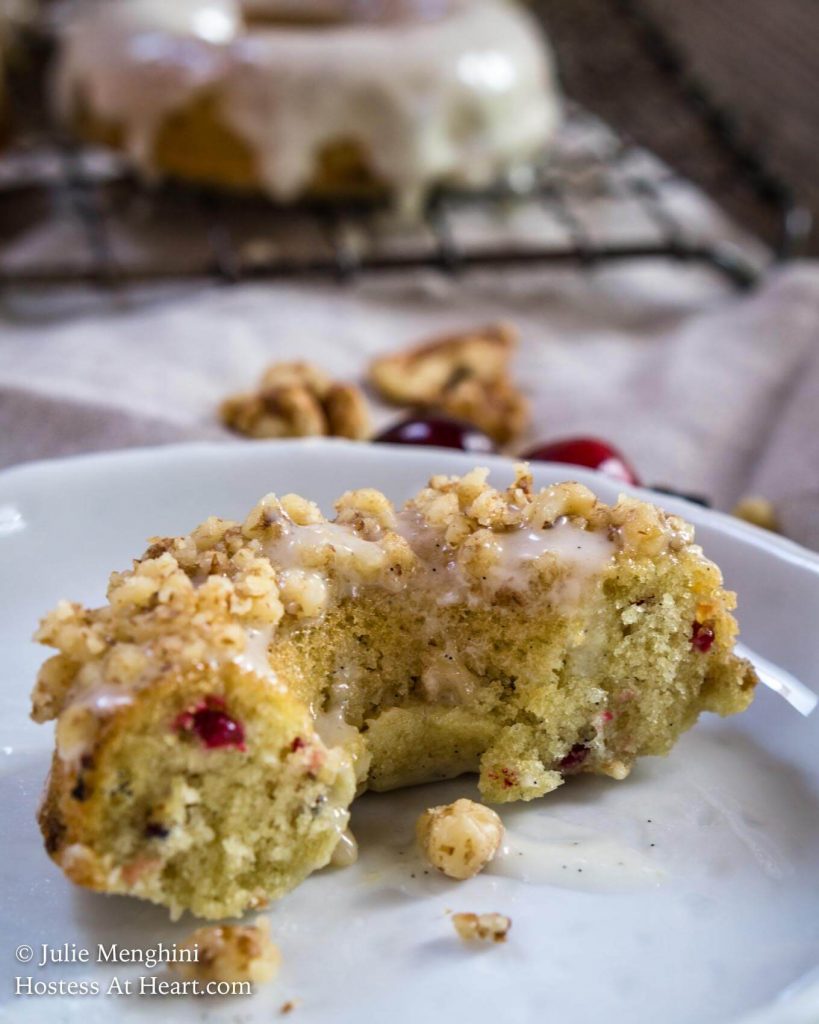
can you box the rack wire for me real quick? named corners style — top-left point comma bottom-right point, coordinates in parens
top-left (0, 0), bottom-right (810, 294)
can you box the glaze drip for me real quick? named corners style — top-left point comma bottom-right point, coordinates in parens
top-left (55, 0), bottom-right (561, 209)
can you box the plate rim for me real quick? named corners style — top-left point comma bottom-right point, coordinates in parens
top-left (2, 437), bottom-right (818, 575)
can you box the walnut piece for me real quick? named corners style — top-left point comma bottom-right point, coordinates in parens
top-left (221, 361), bottom-right (370, 440)
top-left (417, 798), bottom-right (504, 880)
top-left (452, 912), bottom-right (511, 943)
top-left (441, 374), bottom-right (529, 447)
top-left (732, 496), bottom-right (779, 532)
top-left (368, 323), bottom-right (529, 444)
top-left (170, 919), bottom-right (280, 985)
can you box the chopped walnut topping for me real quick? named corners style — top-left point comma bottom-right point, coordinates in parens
top-left (452, 912), bottom-right (511, 943)
top-left (417, 798), bottom-right (503, 880)
top-left (32, 466), bottom-right (689, 733)
top-left (368, 324), bottom-right (529, 444)
top-left (221, 361), bottom-right (370, 440)
top-left (170, 919), bottom-right (280, 985)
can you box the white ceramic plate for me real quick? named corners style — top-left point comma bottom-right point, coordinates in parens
top-left (2, 440), bottom-right (819, 1024)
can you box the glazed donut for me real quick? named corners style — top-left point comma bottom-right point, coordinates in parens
top-left (32, 467), bottom-right (756, 919)
top-left (54, 0), bottom-right (561, 209)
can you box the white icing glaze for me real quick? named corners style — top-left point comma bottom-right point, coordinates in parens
top-left (57, 686), bottom-right (136, 763)
top-left (55, 0), bottom-right (561, 208)
top-left (80, 687), bottom-right (136, 714)
top-left (485, 516), bottom-right (615, 596)
top-left (394, 509), bottom-right (616, 609)
top-left (314, 702), bottom-right (360, 749)
top-left (330, 827), bottom-right (359, 867)
top-left (232, 625), bottom-right (281, 686)
top-left (265, 520), bottom-right (386, 573)
top-left (487, 815), bottom-right (664, 892)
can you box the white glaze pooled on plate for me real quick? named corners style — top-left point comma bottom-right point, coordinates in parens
top-left (54, 0), bottom-right (561, 208)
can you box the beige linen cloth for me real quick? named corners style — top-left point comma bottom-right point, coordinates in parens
top-left (0, 257), bottom-right (818, 548)
top-left (1, 93), bottom-right (818, 551)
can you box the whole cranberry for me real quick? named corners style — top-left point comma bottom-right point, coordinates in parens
top-left (522, 437), bottom-right (640, 485)
top-left (374, 416), bottom-right (496, 454)
top-left (191, 707), bottom-right (245, 750)
top-left (175, 696), bottom-right (246, 751)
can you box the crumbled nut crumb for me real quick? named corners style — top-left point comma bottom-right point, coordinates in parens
top-left (417, 798), bottom-right (503, 880)
top-left (732, 496), bottom-right (779, 532)
top-left (452, 912), bottom-right (511, 943)
top-left (170, 919), bottom-right (280, 985)
top-left (368, 324), bottom-right (528, 443)
top-left (221, 361), bottom-right (370, 440)
top-left (280, 999), bottom-right (299, 1014)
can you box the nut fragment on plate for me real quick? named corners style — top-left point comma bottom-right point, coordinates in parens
top-left (732, 496), bottom-right (779, 532)
top-left (170, 919), bottom-right (280, 985)
top-left (452, 912), bottom-right (512, 943)
top-left (368, 323), bottom-right (529, 444)
top-left (221, 361), bottom-right (370, 440)
top-left (417, 798), bottom-right (504, 880)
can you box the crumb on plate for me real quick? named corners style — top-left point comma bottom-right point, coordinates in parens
top-left (452, 912), bottom-right (511, 943)
top-left (170, 918), bottom-right (280, 985)
top-left (417, 798), bottom-right (503, 880)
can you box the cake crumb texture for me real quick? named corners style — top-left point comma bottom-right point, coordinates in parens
top-left (32, 466), bottom-right (756, 917)
top-left (452, 912), bottom-right (511, 943)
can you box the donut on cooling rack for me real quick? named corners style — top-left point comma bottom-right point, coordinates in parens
top-left (53, 0), bottom-right (561, 211)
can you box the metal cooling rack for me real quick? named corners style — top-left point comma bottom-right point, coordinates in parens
top-left (0, 0), bottom-right (810, 293)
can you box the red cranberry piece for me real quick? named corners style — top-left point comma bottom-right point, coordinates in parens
top-left (487, 766), bottom-right (518, 789)
top-left (522, 437), bottom-right (640, 486)
top-left (175, 697), bottom-right (245, 751)
top-left (192, 708), bottom-right (245, 749)
top-left (373, 416), bottom-right (496, 454)
top-left (558, 744), bottom-right (589, 773)
top-left (691, 621), bottom-right (715, 653)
